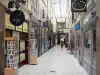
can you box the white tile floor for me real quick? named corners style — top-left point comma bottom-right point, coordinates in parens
top-left (18, 45), bottom-right (89, 75)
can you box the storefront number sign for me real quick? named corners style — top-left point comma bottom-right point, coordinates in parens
top-left (10, 10), bottom-right (25, 26)
top-left (71, 0), bottom-right (87, 12)
top-left (7, 40), bottom-right (15, 68)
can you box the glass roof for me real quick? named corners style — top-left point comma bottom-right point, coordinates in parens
top-left (52, 0), bottom-right (72, 23)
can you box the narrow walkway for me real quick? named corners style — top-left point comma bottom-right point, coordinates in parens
top-left (18, 45), bottom-right (89, 75)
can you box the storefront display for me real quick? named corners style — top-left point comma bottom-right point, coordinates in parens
top-left (12, 31), bottom-right (19, 68)
top-left (82, 27), bottom-right (96, 75)
top-left (6, 39), bottom-right (15, 68)
top-left (29, 23), bottom-right (38, 65)
top-left (4, 37), bottom-right (16, 75)
top-left (83, 29), bottom-right (91, 63)
top-left (5, 11), bottom-right (29, 68)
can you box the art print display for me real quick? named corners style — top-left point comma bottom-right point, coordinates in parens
top-left (7, 40), bottom-right (15, 68)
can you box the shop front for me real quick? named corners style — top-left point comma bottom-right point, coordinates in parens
top-left (5, 11), bottom-right (29, 68)
top-left (81, 8), bottom-right (96, 75)
top-left (29, 14), bottom-right (40, 65)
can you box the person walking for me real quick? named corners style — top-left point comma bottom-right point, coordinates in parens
top-left (60, 37), bottom-right (64, 48)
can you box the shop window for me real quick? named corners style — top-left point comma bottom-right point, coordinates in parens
top-left (84, 31), bottom-right (91, 48)
top-left (20, 33), bottom-right (25, 40)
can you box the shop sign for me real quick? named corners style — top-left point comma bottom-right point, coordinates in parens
top-left (71, 0), bottom-right (87, 12)
top-left (64, 29), bottom-right (70, 33)
top-left (5, 14), bottom-right (15, 30)
top-left (75, 23), bottom-right (80, 30)
top-left (16, 25), bottom-right (22, 32)
top-left (10, 10), bottom-right (25, 26)
top-left (23, 22), bottom-right (28, 33)
top-left (43, 21), bottom-right (48, 27)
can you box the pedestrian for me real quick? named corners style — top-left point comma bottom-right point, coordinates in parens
top-left (60, 37), bottom-right (64, 48)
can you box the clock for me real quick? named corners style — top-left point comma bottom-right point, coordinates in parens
top-left (71, 0), bottom-right (87, 12)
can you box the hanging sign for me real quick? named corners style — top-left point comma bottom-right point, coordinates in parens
top-left (10, 10), bottom-right (25, 26)
top-left (71, 0), bottom-right (87, 12)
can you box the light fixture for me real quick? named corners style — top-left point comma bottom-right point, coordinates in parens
top-left (60, 30), bottom-right (61, 31)
top-left (86, 19), bottom-right (88, 21)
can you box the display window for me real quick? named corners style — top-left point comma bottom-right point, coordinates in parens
top-left (5, 11), bottom-right (29, 68)
top-left (5, 28), bottom-right (28, 68)
top-left (83, 29), bottom-right (91, 63)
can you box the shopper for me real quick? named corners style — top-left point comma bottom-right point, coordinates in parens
top-left (60, 37), bottom-right (64, 48)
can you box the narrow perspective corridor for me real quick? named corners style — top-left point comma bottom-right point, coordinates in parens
top-left (18, 45), bottom-right (88, 75)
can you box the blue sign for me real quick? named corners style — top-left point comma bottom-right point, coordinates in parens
top-left (75, 23), bottom-right (80, 30)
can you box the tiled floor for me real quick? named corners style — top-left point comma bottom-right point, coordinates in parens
top-left (18, 45), bottom-right (89, 75)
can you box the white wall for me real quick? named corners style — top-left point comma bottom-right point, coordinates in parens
top-left (39, 0), bottom-right (47, 21)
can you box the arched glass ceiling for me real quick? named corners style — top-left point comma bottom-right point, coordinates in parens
top-left (52, 0), bottom-right (72, 23)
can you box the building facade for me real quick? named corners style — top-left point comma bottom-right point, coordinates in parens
top-left (72, 0), bottom-right (97, 75)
